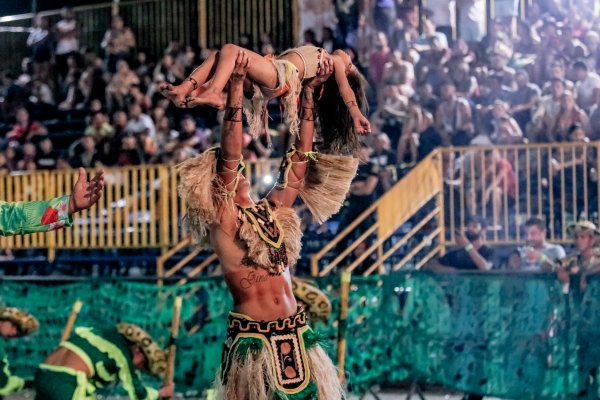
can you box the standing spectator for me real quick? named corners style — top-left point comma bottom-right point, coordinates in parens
top-left (425, 0), bottom-right (455, 44)
top-left (321, 27), bottom-right (342, 53)
top-left (101, 15), bottom-right (136, 73)
top-left (53, 7), bottom-right (80, 81)
top-left (116, 134), bottom-right (145, 166)
top-left (435, 80), bottom-right (473, 146)
top-left (333, 0), bottom-right (358, 44)
top-left (26, 15), bottom-right (52, 83)
top-left (573, 60), bottom-right (600, 112)
top-left (373, 0), bottom-right (397, 38)
top-left (531, 78), bottom-right (567, 142)
top-left (588, 89), bottom-right (600, 139)
top-left (369, 32), bottom-right (393, 89)
top-left (370, 133), bottom-right (397, 193)
top-left (457, 0), bottom-right (486, 43)
top-left (508, 217), bottom-right (566, 271)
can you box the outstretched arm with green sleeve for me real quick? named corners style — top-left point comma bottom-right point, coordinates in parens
top-left (0, 168), bottom-right (104, 236)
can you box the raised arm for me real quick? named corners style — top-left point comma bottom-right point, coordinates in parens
top-left (218, 52), bottom-right (248, 194)
top-left (267, 59), bottom-right (334, 207)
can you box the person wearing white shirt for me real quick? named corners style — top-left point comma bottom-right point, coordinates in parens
top-left (573, 60), bottom-right (600, 112)
top-left (124, 104), bottom-right (156, 139)
top-left (54, 7), bottom-right (80, 79)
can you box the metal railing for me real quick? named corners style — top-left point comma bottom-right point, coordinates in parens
top-left (441, 142), bottom-right (600, 245)
top-left (0, 159), bottom-right (280, 260)
top-left (310, 150), bottom-right (445, 277)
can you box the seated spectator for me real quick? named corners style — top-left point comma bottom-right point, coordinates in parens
top-left (70, 136), bottom-right (101, 168)
top-left (85, 112), bottom-right (115, 141)
top-left (490, 100), bottom-right (523, 144)
top-left (111, 110), bottom-right (129, 137)
top-left (573, 59), bottom-right (600, 112)
top-left (153, 54), bottom-right (185, 86)
top-left (17, 142), bottom-right (37, 170)
top-left (509, 69), bottom-right (541, 132)
top-left (321, 27), bottom-right (343, 53)
top-left (532, 78), bottom-right (567, 142)
top-left (124, 103), bottom-right (156, 138)
top-left (370, 132), bottom-right (397, 192)
top-left (58, 69), bottom-right (84, 111)
top-left (508, 217), bottom-right (566, 271)
top-left (428, 216), bottom-right (493, 272)
top-left (35, 138), bottom-right (59, 170)
top-left (106, 60), bottom-right (140, 111)
top-left (397, 98), bottom-right (423, 165)
top-left (337, 143), bottom-right (379, 242)
top-left (7, 108), bottom-right (47, 144)
top-left (435, 80), bottom-right (473, 146)
top-left (242, 132), bottom-right (272, 161)
top-left (166, 114), bottom-right (210, 154)
top-left (117, 134), bottom-right (145, 166)
top-left (551, 91), bottom-right (590, 142)
top-left (416, 111), bottom-right (443, 161)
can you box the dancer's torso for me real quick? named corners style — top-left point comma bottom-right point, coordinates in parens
top-left (278, 45), bottom-right (327, 81)
top-left (210, 207), bottom-right (297, 321)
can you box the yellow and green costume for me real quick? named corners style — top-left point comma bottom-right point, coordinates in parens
top-left (34, 325), bottom-right (166, 400)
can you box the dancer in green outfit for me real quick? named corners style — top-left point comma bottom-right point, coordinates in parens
top-left (34, 323), bottom-right (172, 400)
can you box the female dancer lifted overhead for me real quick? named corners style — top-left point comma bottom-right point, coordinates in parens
top-left (161, 44), bottom-right (370, 154)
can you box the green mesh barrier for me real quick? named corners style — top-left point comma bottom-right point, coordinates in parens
top-left (4, 273), bottom-right (600, 398)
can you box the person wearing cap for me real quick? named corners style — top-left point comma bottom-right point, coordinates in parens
top-left (33, 323), bottom-right (173, 400)
top-left (0, 307), bottom-right (38, 395)
top-left (556, 221), bottom-right (600, 291)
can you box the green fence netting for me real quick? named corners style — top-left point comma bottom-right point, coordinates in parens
top-left (3, 272), bottom-right (600, 399)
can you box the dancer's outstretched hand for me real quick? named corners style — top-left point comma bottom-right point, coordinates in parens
top-left (231, 50), bottom-right (250, 82)
top-left (69, 168), bottom-right (104, 214)
top-left (305, 58), bottom-right (334, 89)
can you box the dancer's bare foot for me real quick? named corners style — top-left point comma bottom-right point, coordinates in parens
top-left (184, 89), bottom-right (225, 109)
top-left (160, 83), bottom-right (193, 107)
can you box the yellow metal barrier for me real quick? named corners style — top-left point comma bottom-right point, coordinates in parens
top-left (0, 159), bottom-right (281, 261)
top-left (310, 150), bottom-right (445, 277)
top-left (441, 142), bottom-right (600, 245)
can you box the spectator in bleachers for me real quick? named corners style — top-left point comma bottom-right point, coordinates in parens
top-left (337, 143), bottom-right (379, 240)
top-left (101, 15), bottom-right (136, 73)
top-left (79, 55), bottom-right (106, 106)
top-left (53, 7), bottom-right (80, 81)
top-left (508, 217), bottom-right (566, 271)
top-left (35, 137), bottom-right (59, 170)
top-left (457, 0), bottom-right (486, 43)
top-left (69, 136), bottom-right (101, 168)
top-left (165, 114), bottom-right (210, 154)
top-left (18, 142), bottom-right (37, 171)
top-left (84, 111), bottom-right (114, 141)
top-left (551, 91), bottom-right (590, 142)
top-left (573, 60), bottom-right (600, 112)
top-left (531, 78), bottom-right (567, 141)
top-left (373, 0), bottom-right (396, 39)
top-left (106, 60), bottom-right (140, 111)
top-left (435, 80), bottom-right (473, 146)
top-left (369, 32), bottom-right (393, 88)
top-left (509, 69), bottom-right (540, 132)
top-left (370, 132), bottom-right (397, 193)
top-left (116, 133), bottom-right (145, 166)
top-left (490, 100), bottom-right (523, 144)
top-left (7, 108), bottom-right (47, 144)
top-left (57, 68), bottom-right (83, 110)
top-left (428, 215), bottom-right (493, 272)
top-left (26, 15), bottom-right (52, 83)
top-left (153, 54), bottom-right (185, 86)
top-left (396, 97), bottom-right (422, 165)
top-left (124, 103), bottom-right (156, 139)
top-left (321, 27), bottom-right (343, 53)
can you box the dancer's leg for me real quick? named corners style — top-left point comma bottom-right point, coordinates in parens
top-left (160, 49), bottom-right (220, 106)
top-left (186, 44), bottom-right (279, 109)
